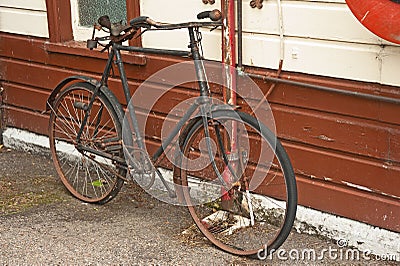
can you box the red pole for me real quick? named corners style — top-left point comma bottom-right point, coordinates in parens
top-left (228, 0), bottom-right (237, 106)
top-left (221, 0), bottom-right (237, 203)
top-left (227, 0), bottom-right (237, 157)
top-left (222, 0), bottom-right (237, 104)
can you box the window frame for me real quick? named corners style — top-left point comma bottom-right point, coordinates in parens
top-left (45, 0), bottom-right (142, 47)
top-left (70, 0), bottom-right (98, 42)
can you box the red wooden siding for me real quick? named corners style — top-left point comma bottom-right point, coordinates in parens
top-left (0, 32), bottom-right (399, 232)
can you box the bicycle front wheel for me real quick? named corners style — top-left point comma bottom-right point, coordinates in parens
top-left (177, 110), bottom-right (297, 257)
top-left (49, 82), bottom-right (125, 204)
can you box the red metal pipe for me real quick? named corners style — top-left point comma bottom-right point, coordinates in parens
top-left (221, 0), bottom-right (238, 201)
top-left (228, 0), bottom-right (237, 104)
top-left (221, 0), bottom-right (237, 103)
top-left (227, 0), bottom-right (238, 169)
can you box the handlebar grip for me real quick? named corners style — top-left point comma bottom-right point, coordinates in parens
top-left (197, 11), bottom-right (211, 20)
top-left (129, 16), bottom-right (149, 26)
top-left (197, 9), bottom-right (222, 21)
top-left (98, 15), bottom-right (111, 29)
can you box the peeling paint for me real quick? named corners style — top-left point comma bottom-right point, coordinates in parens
top-left (380, 192), bottom-right (400, 200)
top-left (361, 10), bottom-right (370, 23)
top-left (336, 119), bottom-right (354, 125)
top-left (342, 181), bottom-right (373, 193)
top-left (316, 134), bottom-right (335, 142)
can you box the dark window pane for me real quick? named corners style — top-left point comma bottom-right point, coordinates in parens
top-left (77, 0), bottom-right (127, 27)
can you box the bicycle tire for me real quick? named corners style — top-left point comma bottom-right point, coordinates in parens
top-left (49, 82), bottom-right (125, 204)
top-left (176, 110), bottom-right (297, 257)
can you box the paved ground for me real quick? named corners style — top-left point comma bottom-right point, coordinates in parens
top-left (0, 147), bottom-right (398, 265)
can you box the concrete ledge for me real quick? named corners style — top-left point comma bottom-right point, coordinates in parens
top-left (294, 205), bottom-right (399, 258)
top-left (3, 127), bottom-right (50, 153)
top-left (2, 127), bottom-right (399, 260)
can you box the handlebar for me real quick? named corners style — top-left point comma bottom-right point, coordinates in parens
top-left (129, 16), bottom-right (149, 27)
top-left (87, 10), bottom-right (222, 50)
top-left (196, 9), bottom-right (222, 21)
top-left (129, 9), bottom-right (222, 29)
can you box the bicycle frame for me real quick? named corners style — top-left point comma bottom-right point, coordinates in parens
top-left (47, 14), bottom-right (298, 254)
top-left (75, 26), bottom-right (231, 196)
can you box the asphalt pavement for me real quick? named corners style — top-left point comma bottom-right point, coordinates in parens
top-left (0, 147), bottom-right (397, 265)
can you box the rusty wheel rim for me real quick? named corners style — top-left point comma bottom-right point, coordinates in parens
top-left (179, 114), bottom-right (291, 256)
top-left (49, 85), bottom-right (122, 203)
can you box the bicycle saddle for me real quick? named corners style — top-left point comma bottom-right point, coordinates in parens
top-left (98, 15), bottom-right (133, 36)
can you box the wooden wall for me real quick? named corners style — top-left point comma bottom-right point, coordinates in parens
top-left (0, 0), bottom-right (49, 38)
top-left (141, 0), bottom-right (400, 87)
top-left (0, 0), bottom-right (399, 232)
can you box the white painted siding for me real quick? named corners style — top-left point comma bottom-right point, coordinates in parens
top-left (0, 0), bottom-right (49, 38)
top-left (140, 0), bottom-right (400, 86)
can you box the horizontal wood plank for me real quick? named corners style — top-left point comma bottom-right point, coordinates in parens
top-left (0, 0), bottom-right (46, 11)
top-left (2, 83), bottom-right (50, 112)
top-left (295, 174), bottom-right (400, 232)
top-left (241, 0), bottom-right (387, 45)
top-left (4, 107), bottom-right (48, 135)
top-left (0, 7), bottom-right (48, 37)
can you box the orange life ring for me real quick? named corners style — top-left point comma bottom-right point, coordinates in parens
top-left (346, 0), bottom-right (400, 44)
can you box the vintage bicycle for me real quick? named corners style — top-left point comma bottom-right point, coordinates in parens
top-left (46, 9), bottom-right (297, 257)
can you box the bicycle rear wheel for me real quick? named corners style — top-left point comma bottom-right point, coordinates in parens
top-left (177, 110), bottom-right (297, 257)
top-left (49, 82), bottom-right (125, 204)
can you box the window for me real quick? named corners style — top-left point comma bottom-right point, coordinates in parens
top-left (46, 0), bottom-right (140, 46)
top-left (70, 0), bottom-right (127, 41)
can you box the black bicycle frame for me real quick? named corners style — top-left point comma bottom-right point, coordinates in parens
top-left (75, 26), bottom-right (230, 195)
top-left (112, 27), bottom-right (211, 161)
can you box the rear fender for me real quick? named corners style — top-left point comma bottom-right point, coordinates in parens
top-left (46, 75), bottom-right (100, 112)
top-left (45, 76), bottom-right (124, 122)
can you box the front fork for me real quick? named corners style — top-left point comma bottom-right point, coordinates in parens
top-left (202, 111), bottom-right (255, 225)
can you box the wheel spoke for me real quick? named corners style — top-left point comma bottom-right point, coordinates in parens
top-left (178, 110), bottom-right (297, 256)
top-left (49, 84), bottom-right (124, 204)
